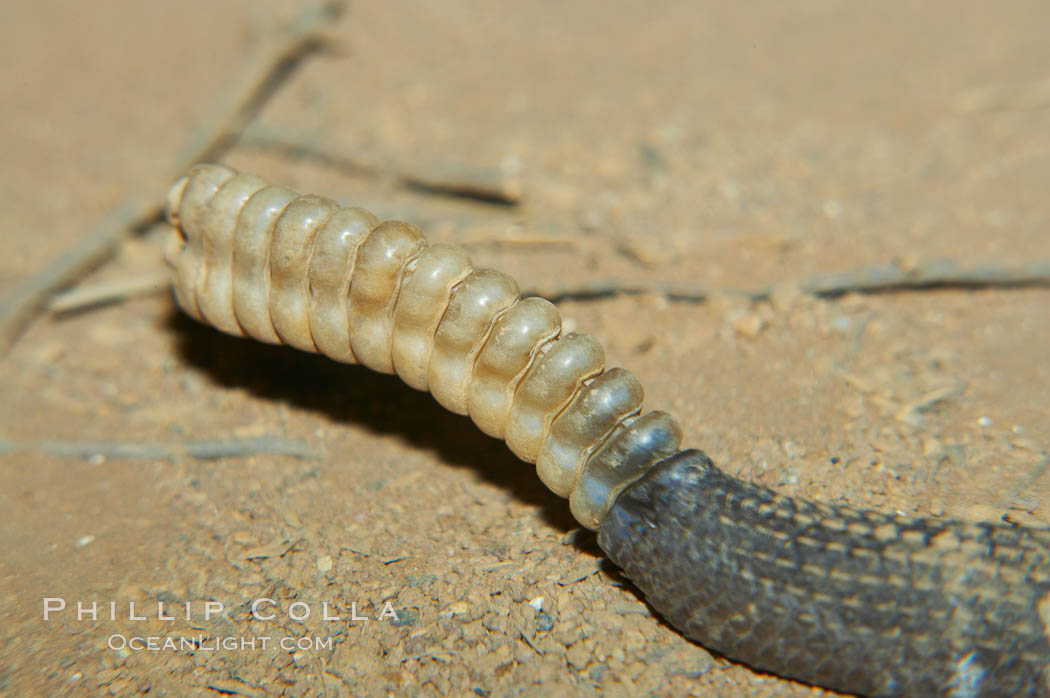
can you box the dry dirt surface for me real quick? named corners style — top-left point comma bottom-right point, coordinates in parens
top-left (2, 1), bottom-right (1049, 696)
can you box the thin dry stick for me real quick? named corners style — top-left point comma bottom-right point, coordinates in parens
top-left (532, 259), bottom-right (1050, 304)
top-left (239, 123), bottom-right (521, 206)
top-left (0, 436), bottom-right (317, 461)
top-left (49, 270), bottom-right (171, 313)
top-left (176, 2), bottom-right (343, 168)
top-left (0, 197), bottom-right (158, 351)
top-left (0, 0), bottom-right (343, 356)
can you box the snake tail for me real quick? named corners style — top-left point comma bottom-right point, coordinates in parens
top-left (598, 449), bottom-right (1050, 697)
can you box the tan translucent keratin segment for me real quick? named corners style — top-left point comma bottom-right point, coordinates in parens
top-left (569, 410), bottom-right (683, 530)
top-left (163, 175), bottom-right (190, 281)
top-left (164, 175), bottom-right (190, 232)
top-left (306, 207), bottom-right (379, 363)
top-left (428, 269), bottom-right (520, 415)
top-left (536, 368), bottom-right (644, 497)
top-left (231, 185), bottom-right (297, 344)
top-left (196, 173), bottom-right (268, 335)
top-left (172, 164), bottom-right (236, 320)
top-left (504, 331), bottom-right (605, 463)
top-left (468, 297), bottom-right (562, 439)
top-left (391, 243), bottom-right (473, 390)
top-left (348, 220), bottom-right (427, 373)
top-left (268, 195), bottom-right (340, 351)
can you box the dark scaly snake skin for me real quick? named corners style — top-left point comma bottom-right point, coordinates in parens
top-left (599, 450), bottom-right (1050, 697)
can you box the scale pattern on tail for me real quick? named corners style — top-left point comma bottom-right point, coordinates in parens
top-left (598, 450), bottom-right (1050, 696)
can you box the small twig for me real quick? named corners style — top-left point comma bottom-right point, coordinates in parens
top-left (4, 436), bottom-right (318, 461)
top-left (0, 197), bottom-right (159, 353)
top-left (0, 0), bottom-right (344, 356)
top-left (206, 679), bottom-right (267, 698)
top-left (796, 259), bottom-right (1050, 297)
top-left (530, 259), bottom-right (1050, 305)
top-left (177, 2), bottom-right (343, 168)
top-left (239, 123), bottom-right (521, 206)
top-left (49, 270), bottom-right (171, 313)
top-left (894, 383), bottom-right (969, 426)
top-left (530, 279), bottom-right (714, 305)
top-left (400, 165), bottom-right (521, 207)
top-left (241, 536), bottom-right (304, 560)
top-left (458, 236), bottom-right (578, 251)
top-left (518, 628), bottom-right (545, 656)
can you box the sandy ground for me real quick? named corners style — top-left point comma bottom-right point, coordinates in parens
top-left (2, 1), bottom-right (1049, 695)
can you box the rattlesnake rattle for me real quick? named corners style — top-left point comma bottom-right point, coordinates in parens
top-left (164, 163), bottom-right (1050, 697)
